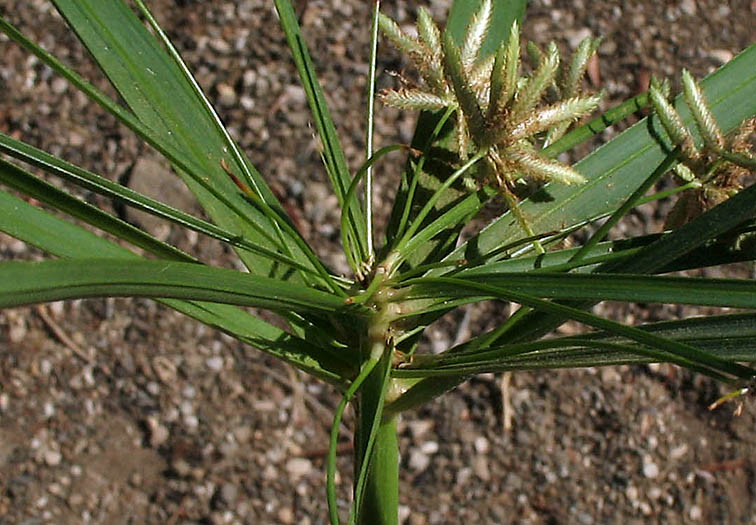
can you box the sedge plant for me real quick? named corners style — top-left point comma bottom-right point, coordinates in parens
top-left (1, 0), bottom-right (756, 523)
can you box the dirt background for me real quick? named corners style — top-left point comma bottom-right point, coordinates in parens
top-left (1, 0), bottom-right (756, 523)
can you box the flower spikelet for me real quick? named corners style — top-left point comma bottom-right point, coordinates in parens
top-left (378, 0), bottom-right (603, 194)
top-left (649, 73), bottom-right (756, 228)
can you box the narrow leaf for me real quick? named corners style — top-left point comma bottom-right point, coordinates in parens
top-left (0, 189), bottom-right (351, 383)
top-left (0, 259), bottom-right (361, 316)
top-left (0, 159), bottom-right (192, 262)
top-left (273, 0), bottom-right (368, 269)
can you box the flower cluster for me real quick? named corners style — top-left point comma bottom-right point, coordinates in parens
top-left (378, 0), bottom-right (602, 195)
top-left (649, 71), bottom-right (756, 228)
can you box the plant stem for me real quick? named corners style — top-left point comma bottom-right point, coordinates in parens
top-left (353, 358), bottom-right (398, 525)
top-left (358, 416), bottom-right (399, 525)
top-left (365, 0), bottom-right (381, 259)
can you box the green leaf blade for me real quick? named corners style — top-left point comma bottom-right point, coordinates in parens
top-left (44, 0), bottom-right (317, 278)
top-left (272, 0), bottom-right (368, 271)
top-left (0, 191), bottom-right (351, 383)
top-left (403, 272), bottom-right (756, 312)
top-left (0, 259), bottom-right (359, 316)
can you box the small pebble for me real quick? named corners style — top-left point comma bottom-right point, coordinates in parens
top-left (565, 27), bottom-right (592, 49)
top-left (233, 425), bottom-right (252, 443)
top-left (456, 467), bottom-right (472, 486)
top-left (420, 441), bottom-right (438, 455)
top-left (642, 455), bottom-right (660, 479)
top-left (146, 381), bottom-right (161, 396)
top-left (39, 359), bottom-right (52, 376)
top-left (43, 449), bottom-right (62, 467)
top-left (8, 316), bottom-right (27, 343)
top-left (68, 131), bottom-right (85, 147)
top-left (670, 443), bottom-right (689, 460)
top-left (206, 356), bottom-right (224, 372)
top-left (216, 83), bottom-right (237, 107)
top-left (219, 441), bottom-right (239, 457)
top-left (220, 483), bottom-right (238, 505)
top-left (208, 38), bottom-right (231, 54)
top-left (146, 416), bottom-right (169, 447)
top-left (473, 455), bottom-right (490, 482)
top-left (408, 450), bottom-right (430, 472)
top-left (50, 77), bottom-right (68, 94)
top-left (277, 507), bottom-right (295, 524)
top-left (474, 436), bottom-right (489, 454)
top-left (152, 356), bottom-right (177, 384)
top-left (708, 49), bottom-right (734, 64)
top-left (172, 458), bottom-right (191, 477)
top-left (184, 414), bottom-right (199, 429)
top-left (285, 458), bottom-right (312, 479)
top-left (407, 420), bottom-right (434, 440)
top-left (680, 0), bottom-right (697, 16)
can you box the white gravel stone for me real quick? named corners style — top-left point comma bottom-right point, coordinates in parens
top-left (216, 83), bottom-right (237, 107)
top-left (285, 457), bottom-right (313, 479)
top-left (50, 77), bottom-right (68, 94)
top-left (208, 38), bottom-right (231, 54)
top-left (43, 449), bottom-right (62, 467)
top-left (708, 49), bottom-right (734, 64)
top-left (642, 455), bottom-right (660, 478)
top-left (566, 27), bottom-right (592, 49)
top-left (407, 420), bottom-right (434, 440)
top-left (680, 0), bottom-right (697, 16)
top-left (147, 416), bottom-right (169, 448)
top-left (473, 455), bottom-right (490, 482)
top-left (670, 443), bottom-right (688, 460)
top-left (420, 441), bottom-right (439, 455)
top-left (8, 315), bottom-right (27, 343)
top-left (474, 436), bottom-right (489, 454)
top-left (184, 414), bottom-right (199, 429)
top-left (408, 450), bottom-right (430, 472)
top-left (206, 356), bottom-right (224, 371)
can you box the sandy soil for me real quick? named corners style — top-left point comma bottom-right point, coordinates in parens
top-left (1, 1), bottom-right (755, 523)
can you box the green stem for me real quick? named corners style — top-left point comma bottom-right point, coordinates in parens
top-left (327, 354), bottom-right (381, 525)
top-left (353, 355), bottom-right (397, 525)
top-left (393, 107), bottom-right (456, 242)
top-left (393, 149), bottom-right (488, 265)
top-left (500, 186), bottom-right (544, 254)
top-left (718, 150), bottom-right (756, 170)
top-left (569, 147), bottom-right (680, 264)
top-left (341, 145), bottom-right (406, 276)
top-left (357, 416), bottom-right (398, 525)
top-left (365, 0), bottom-right (381, 258)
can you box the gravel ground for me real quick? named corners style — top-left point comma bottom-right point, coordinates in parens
top-left (1, 1), bottom-right (755, 523)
